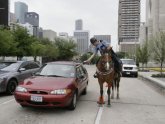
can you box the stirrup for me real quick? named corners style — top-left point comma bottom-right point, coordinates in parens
top-left (93, 73), bottom-right (98, 78)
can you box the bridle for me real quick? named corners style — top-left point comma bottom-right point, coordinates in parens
top-left (96, 52), bottom-right (114, 76)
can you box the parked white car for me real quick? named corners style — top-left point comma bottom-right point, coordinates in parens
top-left (121, 59), bottom-right (138, 77)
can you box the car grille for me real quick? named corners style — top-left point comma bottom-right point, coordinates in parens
top-left (27, 101), bottom-right (49, 105)
top-left (124, 67), bottom-right (133, 70)
top-left (29, 91), bottom-right (48, 95)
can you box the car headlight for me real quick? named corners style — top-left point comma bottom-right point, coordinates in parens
top-left (15, 86), bottom-right (27, 93)
top-left (50, 89), bottom-right (71, 95)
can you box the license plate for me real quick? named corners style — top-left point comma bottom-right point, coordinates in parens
top-left (126, 72), bottom-right (130, 75)
top-left (30, 96), bottom-right (43, 102)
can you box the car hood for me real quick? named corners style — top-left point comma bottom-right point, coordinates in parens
top-left (22, 76), bottom-right (75, 90)
top-left (0, 70), bottom-right (12, 77)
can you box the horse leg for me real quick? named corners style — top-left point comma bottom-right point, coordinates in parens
top-left (107, 85), bottom-right (111, 106)
top-left (97, 83), bottom-right (105, 104)
top-left (117, 80), bottom-right (120, 99)
top-left (111, 80), bottom-right (114, 99)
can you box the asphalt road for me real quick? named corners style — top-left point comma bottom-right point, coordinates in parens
top-left (0, 65), bottom-right (165, 124)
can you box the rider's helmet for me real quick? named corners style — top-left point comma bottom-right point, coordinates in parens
top-left (90, 37), bottom-right (97, 45)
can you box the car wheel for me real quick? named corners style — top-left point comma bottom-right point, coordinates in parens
top-left (82, 87), bottom-right (87, 95)
top-left (68, 92), bottom-right (77, 110)
top-left (6, 79), bottom-right (17, 95)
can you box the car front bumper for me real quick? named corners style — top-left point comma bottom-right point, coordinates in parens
top-left (122, 71), bottom-right (138, 76)
top-left (14, 92), bottom-right (73, 107)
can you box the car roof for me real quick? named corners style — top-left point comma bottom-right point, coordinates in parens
top-left (46, 61), bottom-right (82, 66)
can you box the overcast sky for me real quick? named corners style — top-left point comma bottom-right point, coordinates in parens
top-left (10, 0), bottom-right (146, 51)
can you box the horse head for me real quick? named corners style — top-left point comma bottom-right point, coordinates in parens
top-left (97, 52), bottom-right (113, 72)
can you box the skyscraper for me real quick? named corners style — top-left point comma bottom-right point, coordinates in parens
top-left (25, 12), bottom-right (39, 37)
top-left (146, 0), bottom-right (165, 38)
top-left (74, 30), bottom-right (89, 54)
top-left (0, 0), bottom-right (9, 26)
top-left (74, 19), bottom-right (89, 54)
top-left (118, 0), bottom-right (140, 55)
top-left (75, 19), bottom-right (83, 30)
top-left (15, 1), bottom-right (28, 24)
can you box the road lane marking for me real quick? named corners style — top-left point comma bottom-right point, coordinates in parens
top-left (95, 106), bottom-right (103, 124)
top-left (95, 87), bottom-right (107, 124)
top-left (0, 99), bottom-right (14, 105)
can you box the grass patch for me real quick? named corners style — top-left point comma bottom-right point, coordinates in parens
top-left (149, 68), bottom-right (165, 72)
top-left (151, 73), bottom-right (165, 78)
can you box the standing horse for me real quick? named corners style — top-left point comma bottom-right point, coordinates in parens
top-left (96, 52), bottom-right (120, 106)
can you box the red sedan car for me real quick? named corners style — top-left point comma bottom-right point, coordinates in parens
top-left (14, 61), bottom-right (89, 110)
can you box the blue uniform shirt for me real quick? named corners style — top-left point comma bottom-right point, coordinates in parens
top-left (94, 40), bottom-right (109, 54)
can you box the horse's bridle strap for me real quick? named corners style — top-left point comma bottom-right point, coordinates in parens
top-left (96, 68), bottom-right (113, 75)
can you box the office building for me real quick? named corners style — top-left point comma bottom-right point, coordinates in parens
top-left (15, 1), bottom-right (28, 24)
top-left (146, 0), bottom-right (165, 39)
top-left (19, 23), bottom-right (34, 35)
top-left (0, 0), bottom-right (9, 26)
top-left (25, 12), bottom-right (39, 37)
top-left (75, 19), bottom-right (83, 30)
top-left (43, 30), bottom-right (57, 41)
top-left (118, 0), bottom-right (140, 55)
top-left (10, 12), bottom-right (17, 23)
top-left (74, 30), bottom-right (89, 54)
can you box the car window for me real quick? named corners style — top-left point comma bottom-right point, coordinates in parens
top-left (121, 60), bottom-right (136, 65)
top-left (28, 62), bottom-right (40, 69)
top-left (76, 66), bottom-right (84, 78)
top-left (81, 66), bottom-right (87, 74)
top-left (21, 63), bottom-right (31, 70)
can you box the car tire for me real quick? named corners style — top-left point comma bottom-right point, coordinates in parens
top-left (68, 92), bottom-right (77, 110)
top-left (82, 87), bottom-right (87, 95)
top-left (6, 79), bottom-right (17, 95)
top-left (20, 104), bottom-right (27, 108)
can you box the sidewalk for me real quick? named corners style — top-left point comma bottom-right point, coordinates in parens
top-left (138, 71), bottom-right (165, 89)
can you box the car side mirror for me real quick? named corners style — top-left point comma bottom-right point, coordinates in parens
top-left (79, 74), bottom-right (84, 79)
top-left (19, 68), bottom-right (26, 72)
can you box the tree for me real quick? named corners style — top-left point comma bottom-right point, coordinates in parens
top-left (150, 31), bottom-right (165, 76)
top-left (0, 29), bottom-right (17, 57)
top-left (31, 39), bottom-right (46, 61)
top-left (116, 52), bottom-right (129, 59)
top-left (136, 41), bottom-right (150, 70)
top-left (13, 27), bottom-right (34, 60)
top-left (54, 38), bottom-right (77, 60)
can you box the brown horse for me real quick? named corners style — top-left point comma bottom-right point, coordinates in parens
top-left (96, 52), bottom-right (120, 106)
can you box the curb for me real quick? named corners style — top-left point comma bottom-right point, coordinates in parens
top-left (138, 74), bottom-right (165, 89)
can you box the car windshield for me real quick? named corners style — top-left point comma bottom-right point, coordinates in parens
top-left (121, 59), bottom-right (136, 65)
top-left (1, 63), bottom-right (20, 71)
top-left (35, 64), bottom-right (75, 78)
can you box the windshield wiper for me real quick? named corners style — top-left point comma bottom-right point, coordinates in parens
top-left (46, 75), bottom-right (65, 77)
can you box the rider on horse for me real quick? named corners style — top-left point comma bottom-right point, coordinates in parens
top-left (84, 37), bottom-right (122, 77)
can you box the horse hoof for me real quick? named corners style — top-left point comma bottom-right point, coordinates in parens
top-left (97, 101), bottom-right (105, 105)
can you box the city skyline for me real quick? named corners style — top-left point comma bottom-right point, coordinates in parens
top-left (10, 0), bottom-right (146, 51)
